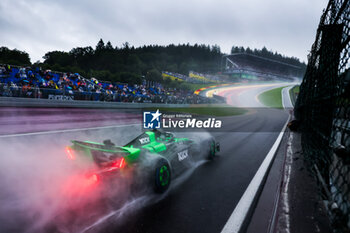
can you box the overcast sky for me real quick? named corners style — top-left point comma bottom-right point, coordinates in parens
top-left (0, 0), bottom-right (328, 63)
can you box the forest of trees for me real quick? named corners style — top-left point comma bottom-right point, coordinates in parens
top-left (0, 40), bottom-right (306, 85)
top-left (39, 40), bottom-right (222, 84)
top-left (230, 46), bottom-right (304, 67)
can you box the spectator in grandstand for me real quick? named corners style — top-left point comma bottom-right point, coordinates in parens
top-left (19, 67), bottom-right (27, 79)
top-left (0, 66), bottom-right (4, 74)
top-left (4, 65), bottom-right (11, 74)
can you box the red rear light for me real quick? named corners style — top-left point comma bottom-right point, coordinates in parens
top-left (88, 174), bottom-right (99, 184)
top-left (119, 157), bottom-right (125, 168)
top-left (112, 157), bottom-right (126, 169)
top-left (66, 147), bottom-right (75, 160)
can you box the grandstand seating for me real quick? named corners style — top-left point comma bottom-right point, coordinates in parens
top-left (162, 72), bottom-right (185, 82)
top-left (189, 71), bottom-right (212, 83)
top-left (162, 71), bottom-right (223, 84)
top-left (223, 53), bottom-right (304, 80)
top-left (0, 65), bottom-right (215, 104)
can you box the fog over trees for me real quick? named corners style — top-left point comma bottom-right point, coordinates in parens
top-left (0, 39), bottom-right (306, 84)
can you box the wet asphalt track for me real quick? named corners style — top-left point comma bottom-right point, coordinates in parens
top-left (0, 83), bottom-right (291, 233)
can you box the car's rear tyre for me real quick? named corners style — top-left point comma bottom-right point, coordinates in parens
top-left (208, 140), bottom-right (216, 160)
top-left (154, 158), bottom-right (171, 193)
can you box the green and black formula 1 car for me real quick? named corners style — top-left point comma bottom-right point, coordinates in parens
top-left (65, 130), bottom-right (220, 193)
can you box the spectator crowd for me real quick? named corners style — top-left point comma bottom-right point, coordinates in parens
top-left (0, 65), bottom-right (214, 104)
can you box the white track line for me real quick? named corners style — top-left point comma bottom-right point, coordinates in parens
top-left (282, 86), bottom-right (294, 109)
top-left (221, 118), bottom-right (289, 233)
top-left (0, 123), bottom-right (140, 138)
top-left (221, 86), bottom-right (293, 233)
top-left (282, 88), bottom-right (286, 109)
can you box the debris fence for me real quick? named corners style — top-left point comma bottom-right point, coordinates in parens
top-left (295, 0), bottom-right (350, 232)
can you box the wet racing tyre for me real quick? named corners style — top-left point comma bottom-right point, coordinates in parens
top-left (153, 158), bottom-right (171, 193)
top-left (208, 140), bottom-right (216, 160)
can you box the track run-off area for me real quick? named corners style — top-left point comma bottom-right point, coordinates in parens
top-left (0, 82), bottom-right (295, 233)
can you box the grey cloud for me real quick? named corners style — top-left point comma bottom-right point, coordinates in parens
top-left (0, 0), bottom-right (328, 63)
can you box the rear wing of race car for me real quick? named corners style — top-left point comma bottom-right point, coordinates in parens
top-left (66, 140), bottom-right (141, 164)
top-left (70, 140), bottom-right (129, 153)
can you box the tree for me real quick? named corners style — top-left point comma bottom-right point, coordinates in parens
top-left (211, 44), bottom-right (221, 54)
top-left (146, 69), bottom-right (162, 82)
top-left (119, 72), bottom-right (142, 84)
top-left (105, 41), bottom-right (113, 50)
top-left (122, 42), bottom-right (130, 50)
top-left (69, 46), bottom-right (94, 58)
top-left (43, 51), bottom-right (72, 66)
top-left (246, 47), bottom-right (252, 54)
top-left (231, 46), bottom-right (240, 54)
top-left (96, 39), bottom-right (105, 51)
top-left (0, 47), bottom-right (31, 65)
top-left (261, 46), bottom-right (269, 56)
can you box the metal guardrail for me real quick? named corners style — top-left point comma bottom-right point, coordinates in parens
top-left (0, 83), bottom-right (220, 106)
top-left (0, 96), bottom-right (192, 109)
top-left (288, 85), bottom-right (299, 106)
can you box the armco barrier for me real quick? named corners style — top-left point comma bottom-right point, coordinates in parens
top-left (194, 83), bottom-right (232, 95)
top-left (212, 94), bottom-right (226, 102)
top-left (0, 96), bottom-right (190, 109)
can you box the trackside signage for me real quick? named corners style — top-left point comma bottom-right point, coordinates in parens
top-left (143, 109), bottom-right (222, 129)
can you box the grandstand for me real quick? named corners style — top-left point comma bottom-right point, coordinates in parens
top-left (0, 64), bottom-right (216, 104)
top-left (162, 72), bottom-right (185, 82)
top-left (162, 71), bottom-right (220, 84)
top-left (222, 53), bottom-right (304, 81)
top-left (188, 71), bottom-right (212, 83)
